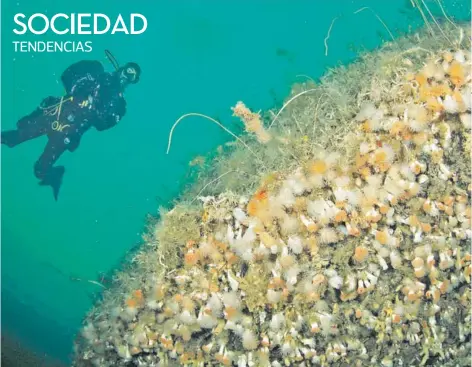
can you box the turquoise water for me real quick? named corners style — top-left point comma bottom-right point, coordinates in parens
top-left (1, 0), bottom-right (470, 364)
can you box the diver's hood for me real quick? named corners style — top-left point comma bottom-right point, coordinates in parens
top-left (118, 62), bottom-right (141, 84)
top-left (105, 50), bottom-right (141, 84)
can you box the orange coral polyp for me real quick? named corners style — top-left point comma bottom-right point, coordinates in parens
top-left (126, 298), bottom-right (138, 308)
top-left (425, 97), bottom-right (444, 112)
top-left (429, 84), bottom-right (451, 97)
top-left (133, 289), bottom-right (144, 301)
top-left (310, 160), bottom-right (328, 175)
top-left (374, 150), bottom-right (388, 164)
top-left (353, 246), bottom-right (369, 262)
top-left (254, 189), bottom-right (268, 201)
top-left (247, 188), bottom-right (269, 218)
top-left (375, 230), bottom-right (388, 245)
top-left (356, 153), bottom-right (369, 169)
top-left (247, 200), bottom-right (258, 216)
top-left (360, 121), bottom-right (372, 133)
top-left (390, 121), bottom-right (405, 136)
top-left (185, 251), bottom-right (199, 266)
top-left (413, 132), bottom-right (429, 146)
top-left (334, 210), bottom-right (347, 223)
top-left (448, 61), bottom-right (465, 86)
top-left (224, 306), bottom-right (238, 320)
top-left (415, 73), bottom-right (427, 86)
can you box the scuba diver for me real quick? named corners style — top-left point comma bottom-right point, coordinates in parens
top-left (1, 50), bottom-right (141, 200)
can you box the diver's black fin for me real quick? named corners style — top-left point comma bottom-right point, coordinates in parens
top-left (39, 166), bottom-right (65, 201)
top-left (1, 130), bottom-right (20, 148)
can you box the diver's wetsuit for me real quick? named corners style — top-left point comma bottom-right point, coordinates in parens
top-left (1, 60), bottom-right (127, 200)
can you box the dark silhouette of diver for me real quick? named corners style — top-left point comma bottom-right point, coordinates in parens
top-left (1, 50), bottom-right (141, 200)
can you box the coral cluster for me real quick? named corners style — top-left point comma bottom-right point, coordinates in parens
top-left (232, 101), bottom-right (272, 144)
top-left (73, 25), bottom-right (471, 367)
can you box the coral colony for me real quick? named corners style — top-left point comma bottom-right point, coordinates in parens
top-left (74, 24), bottom-right (471, 366)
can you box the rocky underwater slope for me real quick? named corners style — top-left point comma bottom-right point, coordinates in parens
top-left (74, 24), bottom-right (471, 367)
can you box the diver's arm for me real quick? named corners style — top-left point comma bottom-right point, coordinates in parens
top-left (93, 96), bottom-right (127, 131)
top-left (61, 60), bottom-right (104, 95)
top-left (94, 116), bottom-right (118, 132)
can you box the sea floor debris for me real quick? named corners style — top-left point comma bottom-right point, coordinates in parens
top-left (73, 24), bottom-right (471, 367)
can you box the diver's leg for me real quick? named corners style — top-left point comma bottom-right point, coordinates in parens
top-left (1, 109), bottom-right (50, 147)
top-left (34, 136), bottom-right (68, 201)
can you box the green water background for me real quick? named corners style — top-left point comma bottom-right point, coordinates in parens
top-left (1, 0), bottom-right (470, 363)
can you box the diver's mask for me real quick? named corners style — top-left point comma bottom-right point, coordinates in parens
top-left (105, 50), bottom-right (141, 86)
top-left (118, 62), bottom-right (141, 85)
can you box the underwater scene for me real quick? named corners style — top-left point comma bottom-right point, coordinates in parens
top-left (1, 0), bottom-right (471, 366)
